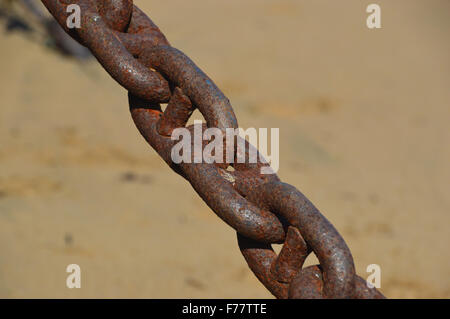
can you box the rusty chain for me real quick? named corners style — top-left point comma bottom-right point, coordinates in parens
top-left (41, 0), bottom-right (384, 299)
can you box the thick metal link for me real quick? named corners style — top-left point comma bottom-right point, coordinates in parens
top-left (41, 0), bottom-right (385, 299)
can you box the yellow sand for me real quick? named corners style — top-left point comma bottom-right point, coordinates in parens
top-left (0, 0), bottom-right (449, 298)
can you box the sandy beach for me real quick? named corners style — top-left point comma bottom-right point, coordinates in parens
top-left (0, 0), bottom-right (449, 298)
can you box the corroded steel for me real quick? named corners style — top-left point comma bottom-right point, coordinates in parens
top-left (40, 0), bottom-right (385, 299)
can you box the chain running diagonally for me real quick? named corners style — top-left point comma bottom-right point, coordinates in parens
top-left (41, 0), bottom-right (385, 299)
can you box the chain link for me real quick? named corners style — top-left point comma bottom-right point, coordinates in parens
top-left (41, 0), bottom-right (384, 299)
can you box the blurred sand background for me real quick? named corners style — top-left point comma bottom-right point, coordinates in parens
top-left (0, 0), bottom-right (449, 298)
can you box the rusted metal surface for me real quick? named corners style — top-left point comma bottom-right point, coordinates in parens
top-left (40, 0), bottom-right (385, 299)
